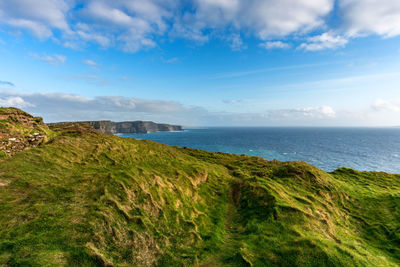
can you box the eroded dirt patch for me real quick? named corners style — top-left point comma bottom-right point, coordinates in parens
top-left (0, 181), bottom-right (10, 187)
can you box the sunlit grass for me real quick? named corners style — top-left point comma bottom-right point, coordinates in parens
top-left (0, 121), bottom-right (399, 266)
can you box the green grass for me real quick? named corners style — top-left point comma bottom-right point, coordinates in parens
top-left (0, 121), bottom-right (399, 266)
top-left (0, 107), bottom-right (31, 115)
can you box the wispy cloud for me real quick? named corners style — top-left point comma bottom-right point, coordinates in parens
top-left (120, 76), bottom-right (132, 81)
top-left (68, 74), bottom-right (100, 81)
top-left (268, 106), bottom-right (336, 119)
top-left (162, 57), bottom-right (179, 64)
top-left (227, 34), bottom-right (247, 51)
top-left (288, 71), bottom-right (400, 88)
top-left (222, 99), bottom-right (247, 105)
top-left (30, 53), bottom-right (67, 65)
top-left (371, 99), bottom-right (400, 112)
top-left (299, 32), bottom-right (348, 51)
top-left (83, 59), bottom-right (98, 67)
top-left (260, 41), bottom-right (290, 50)
top-left (258, 71), bottom-right (400, 96)
top-left (59, 74), bottom-right (112, 86)
top-left (210, 61), bottom-right (340, 79)
top-left (0, 80), bottom-right (14, 87)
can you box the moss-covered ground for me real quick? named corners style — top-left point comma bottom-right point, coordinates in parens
top-left (0, 120), bottom-right (399, 266)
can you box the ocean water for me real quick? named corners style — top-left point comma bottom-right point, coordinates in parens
top-left (119, 127), bottom-right (400, 173)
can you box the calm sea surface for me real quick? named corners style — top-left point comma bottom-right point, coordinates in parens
top-left (119, 127), bottom-right (400, 173)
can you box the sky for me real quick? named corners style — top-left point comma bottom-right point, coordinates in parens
top-left (0, 0), bottom-right (400, 126)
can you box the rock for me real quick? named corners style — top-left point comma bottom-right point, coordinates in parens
top-left (0, 108), bottom-right (49, 156)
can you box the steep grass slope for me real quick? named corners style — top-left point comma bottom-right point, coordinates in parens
top-left (0, 115), bottom-right (399, 266)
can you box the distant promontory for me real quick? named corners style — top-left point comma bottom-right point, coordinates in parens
top-left (49, 120), bottom-right (183, 134)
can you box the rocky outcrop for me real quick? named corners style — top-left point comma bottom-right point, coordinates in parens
top-left (0, 107), bottom-right (50, 157)
top-left (85, 121), bottom-right (115, 134)
top-left (1, 133), bottom-right (46, 156)
top-left (51, 120), bottom-right (183, 134)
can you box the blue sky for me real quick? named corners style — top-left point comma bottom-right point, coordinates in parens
top-left (0, 0), bottom-right (400, 126)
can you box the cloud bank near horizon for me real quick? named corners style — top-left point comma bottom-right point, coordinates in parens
top-left (0, 90), bottom-right (398, 126)
top-left (0, 0), bottom-right (399, 52)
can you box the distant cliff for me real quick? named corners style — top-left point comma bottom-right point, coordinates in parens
top-left (51, 120), bottom-right (183, 134)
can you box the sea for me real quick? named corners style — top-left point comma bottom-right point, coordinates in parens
top-left (119, 127), bottom-right (400, 173)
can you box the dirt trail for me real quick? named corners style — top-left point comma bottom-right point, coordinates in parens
top-left (198, 185), bottom-right (250, 267)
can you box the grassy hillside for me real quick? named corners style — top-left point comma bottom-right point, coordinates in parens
top-left (0, 112), bottom-right (399, 266)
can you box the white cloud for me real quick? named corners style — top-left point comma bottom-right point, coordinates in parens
top-left (299, 32), bottom-right (348, 51)
top-left (1, 0), bottom-right (335, 51)
top-left (75, 29), bottom-right (111, 47)
top-left (162, 57), bottom-right (179, 63)
top-left (340, 0), bottom-right (400, 37)
top-left (5, 19), bottom-right (53, 39)
top-left (84, 2), bottom-right (135, 27)
top-left (170, 22), bottom-right (209, 44)
top-left (1, 0), bottom-right (399, 52)
top-left (83, 59), bottom-right (98, 66)
top-left (260, 41), bottom-right (290, 50)
top-left (371, 99), bottom-right (400, 112)
top-left (117, 30), bottom-right (157, 53)
top-left (60, 74), bottom-right (111, 86)
top-left (30, 53), bottom-right (67, 65)
top-left (80, 0), bottom-right (171, 52)
top-left (0, 90), bottom-right (342, 126)
top-left (0, 0), bottom-right (172, 52)
top-left (0, 96), bottom-right (34, 108)
top-left (228, 34), bottom-right (246, 51)
top-left (67, 74), bottom-right (100, 81)
top-left (0, 0), bottom-right (70, 38)
top-left (268, 106), bottom-right (336, 119)
top-left (4, 90), bottom-right (400, 126)
top-left (0, 90), bottom-right (204, 123)
top-left (181, 0), bottom-right (334, 40)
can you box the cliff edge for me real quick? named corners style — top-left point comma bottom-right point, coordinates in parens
top-left (50, 120), bottom-right (183, 134)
